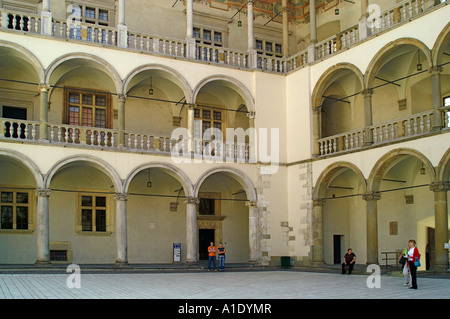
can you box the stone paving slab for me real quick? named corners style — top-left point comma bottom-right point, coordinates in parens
top-left (0, 270), bottom-right (449, 300)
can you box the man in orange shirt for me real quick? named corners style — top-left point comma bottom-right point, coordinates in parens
top-left (207, 242), bottom-right (217, 272)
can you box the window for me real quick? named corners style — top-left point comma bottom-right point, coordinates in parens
top-left (1, 190), bottom-right (31, 231)
top-left (78, 194), bottom-right (109, 233)
top-left (67, 2), bottom-right (113, 27)
top-left (64, 88), bottom-right (111, 128)
top-left (255, 38), bottom-right (283, 57)
top-left (194, 106), bottom-right (225, 140)
top-left (193, 26), bottom-right (223, 47)
top-left (198, 192), bottom-right (221, 216)
top-left (444, 96), bottom-right (450, 128)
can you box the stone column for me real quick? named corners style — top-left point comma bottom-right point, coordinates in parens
top-left (117, 94), bottom-right (126, 148)
top-left (363, 192), bottom-right (381, 265)
top-left (362, 89), bottom-right (374, 145)
top-left (282, 0), bottom-right (289, 57)
top-left (359, 0), bottom-right (370, 40)
top-left (307, 0), bottom-right (317, 63)
top-left (117, 0), bottom-right (128, 48)
top-left (312, 106), bottom-right (322, 156)
top-left (39, 85), bottom-right (49, 141)
top-left (247, 200), bottom-right (259, 263)
top-left (246, 111), bottom-right (256, 163)
top-left (35, 189), bottom-right (51, 265)
top-left (115, 193), bottom-right (129, 265)
top-left (185, 197), bottom-right (199, 263)
top-left (312, 199), bottom-right (325, 264)
top-left (429, 182), bottom-right (449, 271)
top-left (430, 66), bottom-right (443, 131)
top-left (41, 0), bottom-right (52, 36)
top-left (186, 0), bottom-right (196, 59)
top-left (187, 104), bottom-right (195, 155)
top-left (247, 0), bottom-right (257, 69)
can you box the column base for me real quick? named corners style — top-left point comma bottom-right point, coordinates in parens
top-left (114, 261), bottom-right (131, 268)
top-left (34, 260), bottom-right (52, 267)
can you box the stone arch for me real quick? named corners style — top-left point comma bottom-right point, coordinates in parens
top-left (368, 148), bottom-right (436, 193)
top-left (193, 75), bottom-right (255, 114)
top-left (44, 154), bottom-right (123, 193)
top-left (0, 148), bottom-right (44, 189)
top-left (313, 161), bottom-right (367, 200)
top-left (194, 166), bottom-right (257, 202)
top-left (437, 147), bottom-right (450, 182)
top-left (122, 63), bottom-right (193, 104)
top-left (0, 40), bottom-right (45, 83)
top-left (123, 162), bottom-right (194, 197)
top-left (364, 38), bottom-right (433, 89)
top-left (432, 21), bottom-right (450, 67)
top-left (44, 52), bottom-right (122, 94)
top-left (311, 63), bottom-right (364, 109)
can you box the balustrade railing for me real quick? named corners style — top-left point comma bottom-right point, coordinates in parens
top-left (368, 0), bottom-right (435, 36)
top-left (0, 0), bottom-right (446, 73)
top-left (0, 118), bottom-right (251, 161)
top-left (316, 108), bottom-right (445, 156)
top-left (128, 32), bottom-right (186, 58)
top-left (196, 43), bottom-right (248, 69)
top-left (0, 9), bottom-right (40, 33)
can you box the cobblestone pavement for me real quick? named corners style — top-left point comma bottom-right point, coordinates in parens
top-left (0, 270), bottom-right (449, 299)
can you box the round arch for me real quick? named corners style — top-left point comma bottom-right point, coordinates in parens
top-left (0, 40), bottom-right (45, 83)
top-left (367, 148), bottom-right (436, 193)
top-left (194, 166), bottom-right (257, 202)
top-left (193, 75), bottom-right (255, 114)
top-left (123, 162), bottom-right (194, 197)
top-left (313, 161), bottom-right (367, 200)
top-left (44, 155), bottom-right (123, 193)
top-left (44, 53), bottom-right (122, 94)
top-left (122, 64), bottom-right (193, 103)
top-left (0, 148), bottom-right (44, 189)
top-left (432, 22), bottom-right (450, 67)
top-left (364, 38), bottom-right (433, 89)
top-left (437, 147), bottom-right (450, 182)
top-left (311, 63), bottom-right (364, 108)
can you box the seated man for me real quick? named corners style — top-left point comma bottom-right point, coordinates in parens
top-left (342, 248), bottom-right (356, 274)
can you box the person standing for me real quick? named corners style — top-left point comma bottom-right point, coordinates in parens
top-left (407, 239), bottom-right (420, 289)
top-left (399, 247), bottom-right (409, 286)
top-left (218, 243), bottom-right (226, 271)
top-left (207, 242), bottom-right (217, 272)
top-left (342, 248), bottom-right (356, 274)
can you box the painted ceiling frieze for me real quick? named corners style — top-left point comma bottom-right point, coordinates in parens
top-left (194, 0), bottom-right (339, 24)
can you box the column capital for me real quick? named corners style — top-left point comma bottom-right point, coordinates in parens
top-left (39, 84), bottom-right (50, 91)
top-left (362, 192), bottom-right (381, 201)
top-left (313, 199), bottom-right (325, 207)
top-left (361, 88), bottom-right (373, 97)
top-left (36, 189), bottom-right (51, 197)
top-left (246, 200), bottom-right (258, 207)
top-left (117, 94), bottom-right (127, 102)
top-left (114, 193), bottom-right (129, 201)
top-left (184, 197), bottom-right (199, 205)
top-left (313, 106), bottom-right (322, 114)
top-left (429, 182), bottom-right (450, 192)
top-left (246, 111), bottom-right (256, 119)
top-left (186, 103), bottom-right (196, 110)
top-left (428, 66), bottom-right (443, 75)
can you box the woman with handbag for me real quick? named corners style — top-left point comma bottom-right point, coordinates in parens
top-left (407, 239), bottom-right (421, 290)
top-left (399, 247), bottom-right (409, 286)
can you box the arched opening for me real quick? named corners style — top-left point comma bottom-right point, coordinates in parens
top-left (369, 149), bottom-right (436, 270)
top-left (45, 157), bottom-right (121, 264)
top-left (0, 152), bottom-right (42, 264)
top-left (314, 163), bottom-right (367, 265)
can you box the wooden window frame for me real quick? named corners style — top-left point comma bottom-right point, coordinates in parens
top-left (0, 187), bottom-right (34, 234)
top-left (64, 87), bottom-right (112, 129)
top-left (76, 191), bottom-right (112, 235)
